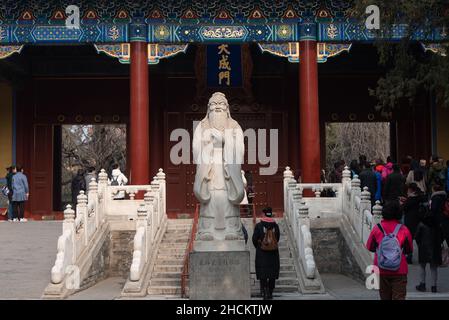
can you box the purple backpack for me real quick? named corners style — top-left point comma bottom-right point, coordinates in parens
top-left (376, 223), bottom-right (403, 271)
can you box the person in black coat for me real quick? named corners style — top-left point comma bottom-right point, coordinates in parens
top-left (252, 207), bottom-right (280, 300)
top-left (415, 182), bottom-right (447, 293)
top-left (384, 164), bottom-right (406, 202)
top-left (402, 183), bottom-right (428, 263)
top-left (71, 169), bottom-right (86, 206)
top-left (430, 181), bottom-right (449, 248)
top-left (359, 161), bottom-right (377, 206)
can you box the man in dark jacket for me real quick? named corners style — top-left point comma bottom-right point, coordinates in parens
top-left (415, 181), bottom-right (446, 293)
top-left (71, 169), bottom-right (86, 206)
top-left (5, 166), bottom-right (14, 221)
top-left (359, 161), bottom-right (377, 206)
top-left (402, 183), bottom-right (427, 264)
top-left (252, 207), bottom-right (280, 300)
top-left (384, 164), bottom-right (406, 202)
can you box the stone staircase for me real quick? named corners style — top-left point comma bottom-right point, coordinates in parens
top-left (147, 219), bottom-right (192, 296)
top-left (250, 218), bottom-right (300, 296)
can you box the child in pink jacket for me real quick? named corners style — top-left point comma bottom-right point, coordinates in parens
top-left (366, 200), bottom-right (413, 300)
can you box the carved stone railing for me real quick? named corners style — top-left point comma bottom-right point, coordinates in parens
top-left (341, 166), bottom-right (382, 245)
top-left (283, 166), bottom-right (384, 282)
top-left (129, 171), bottom-right (167, 282)
top-left (50, 170), bottom-right (108, 286)
top-left (283, 167), bottom-right (317, 279)
top-left (47, 168), bottom-right (167, 298)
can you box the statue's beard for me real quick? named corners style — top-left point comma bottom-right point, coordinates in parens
top-left (209, 110), bottom-right (227, 130)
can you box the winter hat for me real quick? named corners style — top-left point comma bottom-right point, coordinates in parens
top-left (262, 207), bottom-right (273, 217)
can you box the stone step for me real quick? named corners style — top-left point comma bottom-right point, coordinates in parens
top-left (154, 265), bottom-right (184, 273)
top-left (279, 271), bottom-right (297, 278)
top-left (167, 219), bottom-right (193, 224)
top-left (161, 238), bottom-right (190, 243)
top-left (164, 232), bottom-right (191, 236)
top-left (150, 278), bottom-right (182, 287)
top-left (252, 285), bottom-right (299, 294)
top-left (274, 285), bottom-right (299, 293)
top-left (152, 272), bottom-right (183, 279)
top-left (159, 244), bottom-right (188, 249)
top-left (165, 227), bottom-right (192, 232)
top-left (158, 243), bottom-right (188, 249)
top-left (157, 248), bottom-right (187, 255)
top-left (156, 259), bottom-right (184, 266)
top-left (157, 253), bottom-right (186, 260)
top-left (280, 264), bottom-right (295, 271)
top-left (276, 278), bottom-right (299, 286)
top-left (148, 286), bottom-right (182, 296)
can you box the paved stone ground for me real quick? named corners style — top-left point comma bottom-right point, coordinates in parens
top-left (0, 221), bottom-right (448, 300)
top-left (68, 277), bottom-right (126, 300)
top-left (0, 221), bottom-right (61, 299)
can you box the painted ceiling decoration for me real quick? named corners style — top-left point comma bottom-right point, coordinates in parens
top-left (94, 43), bottom-right (189, 64)
top-left (258, 42), bottom-right (352, 63)
top-left (0, 1), bottom-right (446, 44)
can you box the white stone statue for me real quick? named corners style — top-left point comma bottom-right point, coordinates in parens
top-left (193, 92), bottom-right (245, 241)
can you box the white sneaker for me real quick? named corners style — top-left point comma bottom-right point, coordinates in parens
top-left (7, 219), bottom-right (13, 222)
top-left (20, 218), bottom-right (28, 222)
top-left (12, 218), bottom-right (18, 222)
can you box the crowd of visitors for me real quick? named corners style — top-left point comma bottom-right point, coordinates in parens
top-left (338, 154), bottom-right (449, 300)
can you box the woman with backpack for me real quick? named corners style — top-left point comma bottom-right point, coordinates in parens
top-left (109, 164), bottom-right (128, 200)
top-left (366, 200), bottom-right (413, 300)
top-left (252, 207), bottom-right (280, 300)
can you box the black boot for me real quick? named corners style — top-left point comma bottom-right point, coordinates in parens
top-left (416, 283), bottom-right (426, 292)
top-left (431, 286), bottom-right (437, 293)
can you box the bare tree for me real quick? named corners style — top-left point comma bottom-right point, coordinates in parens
top-left (325, 122), bottom-right (390, 177)
top-left (61, 125), bottom-right (127, 205)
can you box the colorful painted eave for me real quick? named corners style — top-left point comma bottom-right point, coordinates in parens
top-left (0, 0), bottom-right (447, 44)
top-left (0, 22), bottom-right (447, 45)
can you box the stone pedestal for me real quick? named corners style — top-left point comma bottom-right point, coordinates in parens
top-left (189, 240), bottom-right (250, 300)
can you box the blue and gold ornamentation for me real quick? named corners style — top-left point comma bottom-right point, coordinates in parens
top-left (33, 26), bottom-right (81, 42)
top-left (0, 1), bottom-right (447, 44)
top-left (421, 43), bottom-right (447, 57)
top-left (200, 26), bottom-right (247, 41)
top-left (277, 25), bottom-right (292, 40)
top-left (94, 43), bottom-right (188, 65)
top-left (0, 45), bottom-right (23, 59)
top-left (153, 25), bottom-right (170, 41)
top-left (258, 42), bottom-right (351, 63)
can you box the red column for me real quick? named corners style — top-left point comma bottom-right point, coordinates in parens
top-left (299, 40), bottom-right (321, 183)
top-left (129, 41), bottom-right (150, 184)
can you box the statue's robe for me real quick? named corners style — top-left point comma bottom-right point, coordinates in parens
top-left (193, 117), bottom-right (245, 237)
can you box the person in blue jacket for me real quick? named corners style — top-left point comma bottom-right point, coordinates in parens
top-left (11, 165), bottom-right (29, 222)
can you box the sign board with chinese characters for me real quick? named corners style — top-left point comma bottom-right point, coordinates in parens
top-left (207, 44), bottom-right (242, 88)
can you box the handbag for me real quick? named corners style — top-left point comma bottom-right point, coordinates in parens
top-left (441, 247), bottom-right (449, 268)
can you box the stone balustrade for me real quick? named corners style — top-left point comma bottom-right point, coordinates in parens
top-left (129, 171), bottom-right (167, 282)
top-left (283, 167), bottom-right (317, 279)
top-left (283, 166), bottom-right (384, 280)
top-left (49, 168), bottom-right (167, 289)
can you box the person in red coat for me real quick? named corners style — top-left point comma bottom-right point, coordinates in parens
top-left (366, 200), bottom-right (413, 300)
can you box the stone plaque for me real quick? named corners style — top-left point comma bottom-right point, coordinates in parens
top-left (189, 244), bottom-right (250, 300)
